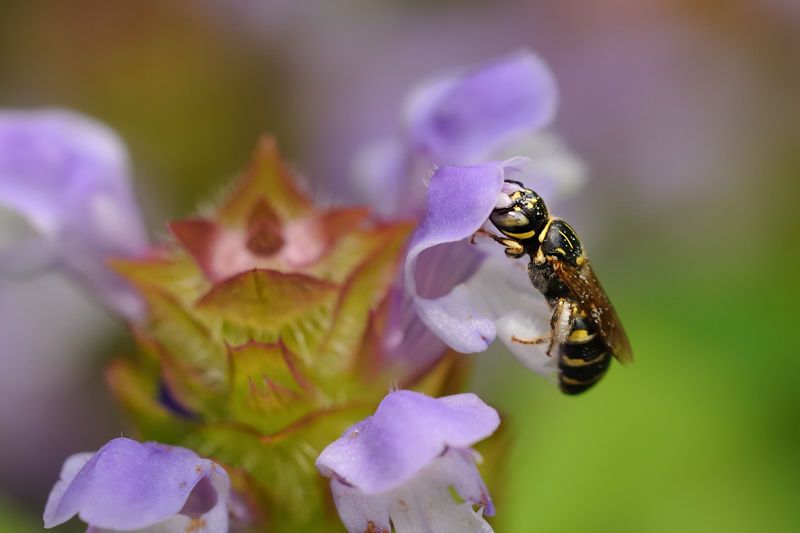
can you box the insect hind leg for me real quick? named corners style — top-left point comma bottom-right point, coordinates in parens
top-left (550, 299), bottom-right (576, 351)
top-left (511, 333), bottom-right (550, 346)
top-left (510, 299), bottom-right (575, 356)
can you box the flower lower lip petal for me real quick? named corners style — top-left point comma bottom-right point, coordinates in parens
top-left (43, 438), bottom-right (230, 532)
top-left (317, 390), bottom-right (499, 532)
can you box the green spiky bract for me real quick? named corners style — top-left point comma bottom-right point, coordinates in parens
top-left (107, 137), bottom-right (477, 531)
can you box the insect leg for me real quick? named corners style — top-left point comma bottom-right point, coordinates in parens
top-left (511, 333), bottom-right (552, 351)
top-left (470, 228), bottom-right (505, 244)
top-left (548, 299), bottom-right (576, 355)
top-left (471, 228), bottom-right (525, 258)
top-left (510, 301), bottom-right (575, 355)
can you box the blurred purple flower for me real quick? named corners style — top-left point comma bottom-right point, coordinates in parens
top-left (405, 161), bottom-right (558, 378)
top-left (353, 52), bottom-right (583, 376)
top-left (350, 50), bottom-right (560, 218)
top-left (316, 390), bottom-right (499, 533)
top-left (44, 438), bottom-right (229, 532)
top-left (0, 109), bottom-right (148, 320)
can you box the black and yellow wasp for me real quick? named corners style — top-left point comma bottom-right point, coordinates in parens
top-left (481, 179), bottom-right (632, 394)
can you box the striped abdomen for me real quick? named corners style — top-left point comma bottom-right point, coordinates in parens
top-left (558, 310), bottom-right (611, 395)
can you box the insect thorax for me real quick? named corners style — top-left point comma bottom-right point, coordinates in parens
top-left (540, 218), bottom-right (584, 267)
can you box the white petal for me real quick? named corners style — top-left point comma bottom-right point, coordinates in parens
top-left (0, 207), bottom-right (55, 277)
top-left (495, 310), bottom-right (559, 378)
top-left (330, 481), bottom-right (393, 533)
top-left (330, 449), bottom-right (494, 533)
top-left (459, 255), bottom-right (557, 378)
top-left (44, 452), bottom-right (94, 528)
top-left (349, 138), bottom-right (430, 218)
top-left (493, 131), bottom-right (587, 203)
top-left (0, 238), bottom-right (56, 278)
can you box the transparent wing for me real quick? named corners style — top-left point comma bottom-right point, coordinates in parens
top-left (549, 257), bottom-right (633, 364)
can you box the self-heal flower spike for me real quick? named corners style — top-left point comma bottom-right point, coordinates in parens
top-left (405, 160), bottom-right (558, 378)
top-left (0, 109), bottom-right (148, 319)
top-left (44, 438), bottom-right (230, 532)
top-left (107, 138), bottom-right (433, 530)
top-left (316, 390), bottom-right (500, 533)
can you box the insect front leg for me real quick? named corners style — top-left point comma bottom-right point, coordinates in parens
top-left (470, 228), bottom-right (525, 258)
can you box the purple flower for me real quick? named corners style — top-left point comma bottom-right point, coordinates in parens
top-left (349, 50), bottom-right (565, 219)
top-left (44, 438), bottom-right (230, 532)
top-left (0, 109), bottom-right (148, 320)
top-left (316, 390), bottom-right (499, 533)
top-left (346, 51), bottom-right (584, 374)
top-left (405, 160), bottom-right (560, 378)
top-left (405, 51), bottom-right (556, 164)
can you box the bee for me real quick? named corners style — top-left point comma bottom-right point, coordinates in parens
top-left (479, 179), bottom-right (632, 394)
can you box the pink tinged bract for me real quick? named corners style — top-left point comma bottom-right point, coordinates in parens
top-left (0, 109), bottom-right (148, 319)
top-left (44, 438), bottom-right (230, 532)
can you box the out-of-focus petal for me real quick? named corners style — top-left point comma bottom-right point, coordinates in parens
top-left (493, 131), bottom-right (587, 203)
top-left (44, 438), bottom-right (229, 532)
top-left (0, 208), bottom-right (56, 276)
top-left (316, 390), bottom-right (499, 494)
top-left (0, 109), bottom-right (148, 319)
top-left (405, 50), bottom-right (558, 164)
top-left (383, 292), bottom-right (449, 372)
top-left (349, 139), bottom-right (417, 218)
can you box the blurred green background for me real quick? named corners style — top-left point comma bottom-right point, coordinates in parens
top-left (1, 0), bottom-right (798, 531)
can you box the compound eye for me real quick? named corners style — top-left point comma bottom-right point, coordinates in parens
top-left (490, 208), bottom-right (531, 231)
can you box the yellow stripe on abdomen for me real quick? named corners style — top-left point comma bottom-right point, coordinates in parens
top-left (567, 329), bottom-right (596, 344)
